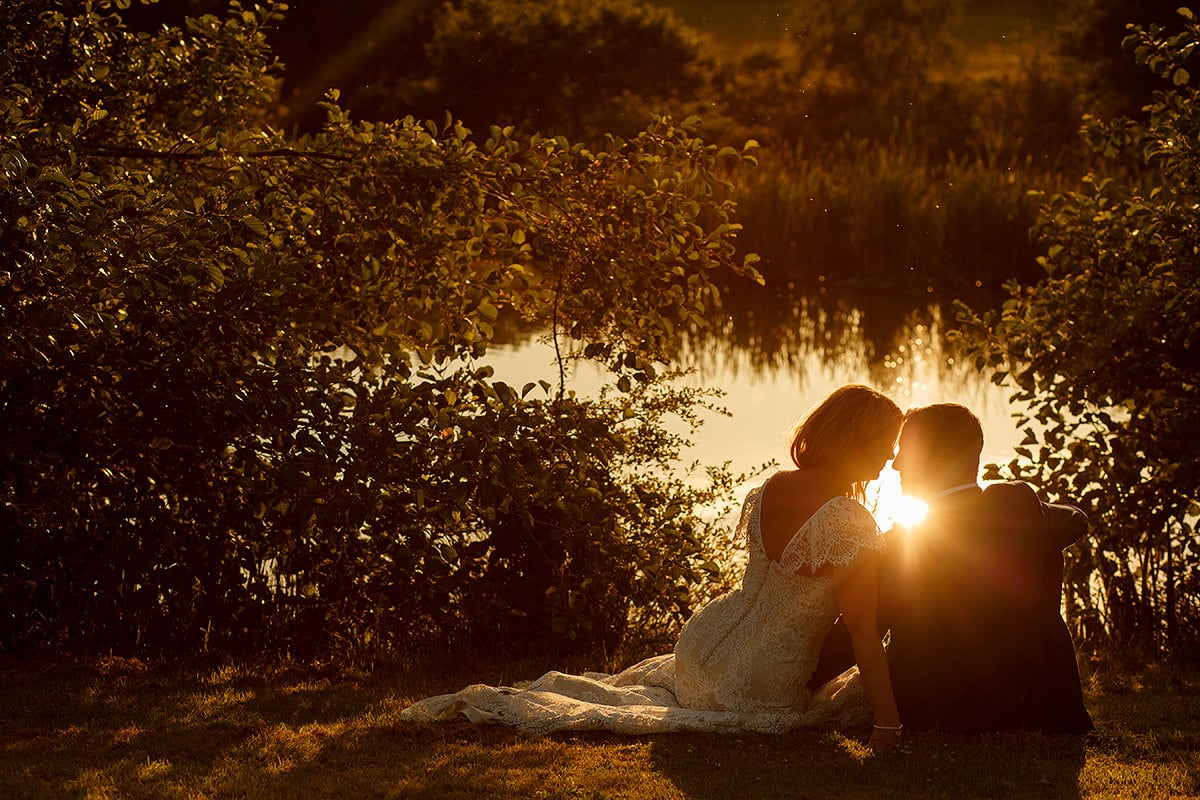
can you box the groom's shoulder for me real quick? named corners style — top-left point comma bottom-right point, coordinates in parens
top-left (975, 481), bottom-right (1045, 528)
top-left (980, 480), bottom-right (1085, 516)
top-left (980, 480), bottom-right (1041, 504)
top-left (980, 481), bottom-right (1088, 546)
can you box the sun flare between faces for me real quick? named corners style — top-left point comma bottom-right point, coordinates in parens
top-left (870, 468), bottom-right (928, 530)
top-left (889, 496), bottom-right (929, 528)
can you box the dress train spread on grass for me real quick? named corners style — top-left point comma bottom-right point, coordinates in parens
top-left (399, 485), bottom-right (881, 734)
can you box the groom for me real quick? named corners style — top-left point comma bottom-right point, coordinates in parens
top-left (811, 403), bottom-right (1094, 734)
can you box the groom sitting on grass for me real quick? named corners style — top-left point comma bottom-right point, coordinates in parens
top-left (812, 403), bottom-right (1094, 734)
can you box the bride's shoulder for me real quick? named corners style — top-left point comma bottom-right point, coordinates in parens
top-left (821, 496), bottom-right (881, 534)
top-left (793, 496), bottom-right (883, 571)
top-left (825, 494), bottom-right (873, 514)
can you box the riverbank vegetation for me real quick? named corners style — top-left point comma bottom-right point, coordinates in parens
top-left (958, 11), bottom-right (1200, 663)
top-left (1, 1), bottom-right (763, 666)
top-left (1, 0), bottom-right (1196, 670)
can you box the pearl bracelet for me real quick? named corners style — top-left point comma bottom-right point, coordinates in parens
top-left (872, 723), bottom-right (904, 731)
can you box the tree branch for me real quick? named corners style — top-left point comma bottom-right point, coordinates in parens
top-left (80, 146), bottom-right (354, 163)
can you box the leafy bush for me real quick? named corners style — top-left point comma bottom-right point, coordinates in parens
top-left (1056, 0), bottom-right (1194, 119)
top-left (957, 9), bottom-right (1200, 662)
top-left (710, 0), bottom-right (966, 150)
top-left (413, 0), bottom-right (711, 141)
top-left (785, 0), bottom-right (962, 119)
top-left (0, 0), bottom-right (756, 663)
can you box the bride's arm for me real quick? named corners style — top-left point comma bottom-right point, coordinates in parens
top-left (829, 549), bottom-right (902, 750)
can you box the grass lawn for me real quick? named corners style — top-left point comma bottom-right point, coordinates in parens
top-left (2, 656), bottom-right (1197, 799)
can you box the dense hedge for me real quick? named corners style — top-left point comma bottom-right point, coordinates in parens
top-left (0, 0), bottom-right (755, 663)
top-left (959, 11), bottom-right (1200, 662)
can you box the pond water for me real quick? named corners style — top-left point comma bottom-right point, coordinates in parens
top-left (487, 297), bottom-right (1023, 530)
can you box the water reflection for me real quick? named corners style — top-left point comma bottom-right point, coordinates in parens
top-left (488, 289), bottom-right (1022, 502)
top-left (683, 281), bottom-right (993, 385)
top-left (679, 291), bottom-right (870, 379)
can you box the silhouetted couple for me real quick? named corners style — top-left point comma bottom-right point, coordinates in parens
top-left (401, 386), bottom-right (1091, 746)
top-left (808, 400), bottom-right (1094, 736)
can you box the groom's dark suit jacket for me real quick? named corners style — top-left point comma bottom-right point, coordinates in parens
top-left (810, 481), bottom-right (1094, 734)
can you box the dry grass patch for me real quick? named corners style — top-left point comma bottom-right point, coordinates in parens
top-left (1, 657), bottom-right (1197, 799)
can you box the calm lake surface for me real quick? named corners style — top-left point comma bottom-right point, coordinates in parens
top-left (487, 298), bottom-right (1022, 528)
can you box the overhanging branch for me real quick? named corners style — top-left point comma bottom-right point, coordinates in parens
top-left (80, 146), bottom-right (354, 163)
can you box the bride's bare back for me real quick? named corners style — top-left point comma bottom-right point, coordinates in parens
top-left (759, 469), bottom-right (850, 571)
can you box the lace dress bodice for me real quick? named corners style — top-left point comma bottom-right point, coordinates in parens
top-left (673, 486), bottom-right (883, 714)
top-left (399, 482), bottom-right (882, 734)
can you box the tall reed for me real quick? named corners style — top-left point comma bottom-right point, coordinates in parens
top-left (729, 129), bottom-right (1073, 305)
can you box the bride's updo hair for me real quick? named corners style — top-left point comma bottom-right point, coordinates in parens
top-left (789, 384), bottom-right (902, 493)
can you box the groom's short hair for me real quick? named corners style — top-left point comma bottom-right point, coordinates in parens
top-left (903, 403), bottom-right (984, 471)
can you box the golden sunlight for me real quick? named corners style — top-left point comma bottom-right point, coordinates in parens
top-left (869, 468), bottom-right (928, 530)
top-left (889, 495), bottom-right (930, 528)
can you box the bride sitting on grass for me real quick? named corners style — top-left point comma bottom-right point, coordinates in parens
top-left (401, 384), bottom-right (904, 750)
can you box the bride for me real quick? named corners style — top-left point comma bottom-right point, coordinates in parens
top-left (401, 384), bottom-right (905, 750)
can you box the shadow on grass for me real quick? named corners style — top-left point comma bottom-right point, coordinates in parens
top-left (2, 657), bottom-right (677, 799)
top-left (9, 658), bottom-right (1200, 800)
top-left (645, 727), bottom-right (1086, 800)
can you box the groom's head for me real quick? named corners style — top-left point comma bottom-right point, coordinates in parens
top-left (892, 403), bottom-right (983, 499)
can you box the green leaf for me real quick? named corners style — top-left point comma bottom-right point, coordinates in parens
top-left (205, 263), bottom-right (225, 288)
top-left (240, 215), bottom-right (268, 236)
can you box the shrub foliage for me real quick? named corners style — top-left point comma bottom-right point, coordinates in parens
top-left (958, 10), bottom-right (1200, 661)
top-left (0, 0), bottom-right (758, 662)
top-left (422, 0), bottom-right (709, 140)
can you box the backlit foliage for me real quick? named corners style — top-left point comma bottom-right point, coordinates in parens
top-left (0, 0), bottom-right (758, 662)
top-left (958, 10), bottom-right (1200, 661)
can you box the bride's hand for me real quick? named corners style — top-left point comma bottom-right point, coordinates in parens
top-left (868, 724), bottom-right (903, 752)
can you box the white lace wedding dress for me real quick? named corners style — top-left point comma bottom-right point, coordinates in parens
top-left (399, 484), bottom-right (883, 734)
